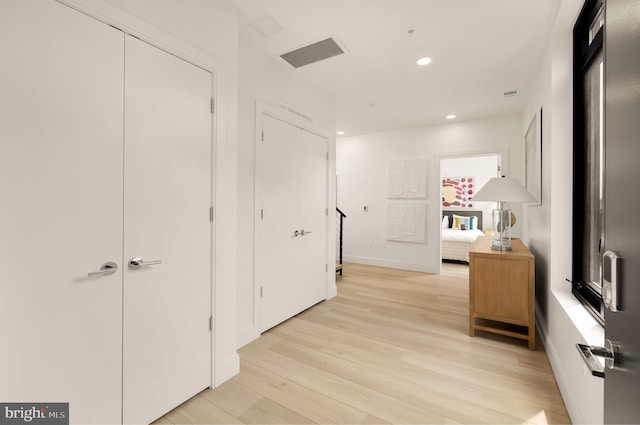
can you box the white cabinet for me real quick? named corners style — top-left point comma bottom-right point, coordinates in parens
top-left (0, 2), bottom-right (212, 423)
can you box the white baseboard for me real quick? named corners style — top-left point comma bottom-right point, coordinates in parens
top-left (237, 325), bottom-right (258, 349)
top-left (327, 282), bottom-right (338, 299)
top-left (343, 255), bottom-right (438, 274)
top-left (214, 353), bottom-right (240, 388)
top-left (536, 304), bottom-right (584, 425)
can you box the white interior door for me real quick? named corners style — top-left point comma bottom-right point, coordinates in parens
top-left (122, 35), bottom-right (212, 424)
top-left (257, 114), bottom-right (328, 332)
top-left (296, 121), bottom-right (328, 309)
top-left (0, 2), bottom-right (124, 423)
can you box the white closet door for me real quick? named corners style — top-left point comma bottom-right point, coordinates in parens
top-left (296, 123), bottom-right (328, 308)
top-left (0, 2), bottom-right (124, 424)
top-left (122, 36), bottom-right (212, 424)
top-left (258, 114), bottom-right (328, 332)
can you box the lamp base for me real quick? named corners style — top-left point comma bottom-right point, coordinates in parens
top-left (490, 208), bottom-right (513, 251)
top-left (490, 244), bottom-right (512, 251)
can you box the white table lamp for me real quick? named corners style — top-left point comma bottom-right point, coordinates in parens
top-left (473, 176), bottom-right (536, 251)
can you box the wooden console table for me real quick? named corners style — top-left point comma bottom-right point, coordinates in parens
top-left (468, 236), bottom-right (535, 350)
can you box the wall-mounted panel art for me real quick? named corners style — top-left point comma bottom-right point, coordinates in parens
top-left (387, 159), bottom-right (427, 199)
top-left (385, 201), bottom-right (426, 243)
top-left (442, 176), bottom-right (474, 208)
top-left (524, 108), bottom-right (542, 205)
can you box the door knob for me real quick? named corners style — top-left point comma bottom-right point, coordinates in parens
top-left (300, 229), bottom-right (312, 236)
top-left (293, 230), bottom-right (300, 237)
top-left (88, 261), bottom-right (118, 277)
top-left (129, 257), bottom-right (162, 270)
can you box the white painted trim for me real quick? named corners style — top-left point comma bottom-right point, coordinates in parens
top-left (326, 279), bottom-right (338, 299)
top-left (237, 325), bottom-right (256, 349)
top-left (54, 0), bottom-right (238, 389)
top-left (259, 100), bottom-right (331, 140)
top-left (252, 103), bottom-right (264, 343)
top-left (343, 255), bottom-right (439, 274)
top-left (56, 0), bottom-right (222, 71)
top-left (253, 100), bottom-right (333, 340)
top-left (216, 353), bottom-right (241, 385)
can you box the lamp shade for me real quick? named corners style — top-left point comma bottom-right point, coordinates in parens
top-left (473, 176), bottom-right (537, 203)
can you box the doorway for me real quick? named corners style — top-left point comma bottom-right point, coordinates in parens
top-left (439, 153), bottom-right (501, 262)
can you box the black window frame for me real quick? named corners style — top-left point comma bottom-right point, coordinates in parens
top-left (572, 0), bottom-right (605, 325)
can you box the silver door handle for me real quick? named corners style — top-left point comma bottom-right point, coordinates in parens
top-left (293, 230), bottom-right (300, 237)
top-left (88, 261), bottom-right (118, 277)
top-left (603, 250), bottom-right (621, 311)
top-left (129, 257), bottom-right (162, 270)
top-left (576, 339), bottom-right (619, 378)
top-left (300, 229), bottom-right (312, 236)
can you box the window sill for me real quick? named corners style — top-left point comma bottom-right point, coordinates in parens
top-left (552, 285), bottom-right (604, 346)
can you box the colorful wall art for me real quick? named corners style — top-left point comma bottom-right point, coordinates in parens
top-left (442, 176), bottom-right (474, 208)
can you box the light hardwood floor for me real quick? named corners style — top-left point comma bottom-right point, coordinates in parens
top-left (154, 262), bottom-right (571, 425)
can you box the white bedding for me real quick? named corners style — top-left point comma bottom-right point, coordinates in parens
top-left (441, 228), bottom-right (484, 242)
top-left (441, 229), bottom-right (485, 262)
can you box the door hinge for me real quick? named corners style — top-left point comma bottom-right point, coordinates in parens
top-left (325, 264), bottom-right (328, 272)
top-left (210, 206), bottom-right (214, 222)
top-left (209, 315), bottom-right (213, 331)
top-left (210, 98), bottom-right (215, 114)
top-left (261, 209), bottom-right (264, 220)
top-left (261, 131), bottom-right (264, 142)
top-left (260, 287), bottom-right (263, 298)
top-left (326, 152), bottom-right (329, 160)
top-left (326, 208), bottom-right (329, 216)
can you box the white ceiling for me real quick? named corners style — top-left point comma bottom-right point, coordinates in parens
top-left (231, 0), bottom-right (559, 136)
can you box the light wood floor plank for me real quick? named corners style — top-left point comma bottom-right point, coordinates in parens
top-left (156, 262), bottom-right (571, 424)
top-left (162, 393), bottom-right (243, 424)
top-left (234, 361), bottom-right (373, 424)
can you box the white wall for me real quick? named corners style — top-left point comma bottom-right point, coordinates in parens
top-left (236, 35), bottom-right (337, 347)
top-left (72, 0), bottom-right (242, 386)
top-left (523, 0), bottom-right (605, 423)
top-left (336, 114), bottom-right (521, 274)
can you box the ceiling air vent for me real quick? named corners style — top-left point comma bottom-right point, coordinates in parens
top-left (280, 37), bottom-right (345, 68)
top-left (248, 15), bottom-right (283, 38)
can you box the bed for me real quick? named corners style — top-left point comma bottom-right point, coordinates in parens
top-left (441, 210), bottom-right (484, 263)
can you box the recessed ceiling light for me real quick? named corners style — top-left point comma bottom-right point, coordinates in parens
top-left (337, 131), bottom-right (345, 136)
top-left (446, 114), bottom-right (456, 120)
top-left (417, 57), bottom-right (432, 66)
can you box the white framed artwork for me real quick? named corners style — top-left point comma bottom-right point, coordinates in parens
top-left (387, 159), bottom-right (427, 199)
top-left (524, 108), bottom-right (542, 205)
top-left (385, 201), bottom-right (426, 243)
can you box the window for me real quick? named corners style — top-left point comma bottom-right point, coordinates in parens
top-left (573, 0), bottom-right (605, 325)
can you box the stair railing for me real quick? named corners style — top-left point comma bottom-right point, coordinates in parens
top-left (336, 207), bottom-right (346, 275)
